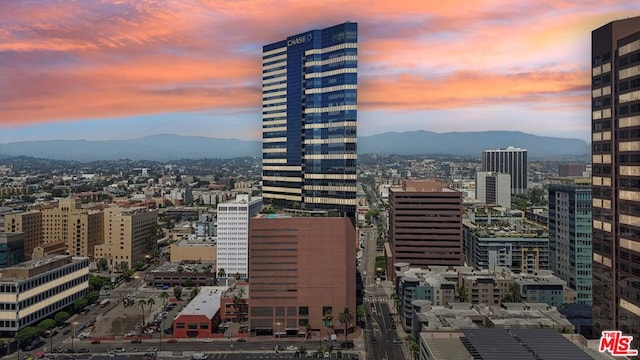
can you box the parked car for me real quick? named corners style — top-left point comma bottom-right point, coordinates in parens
top-left (62, 329), bottom-right (71, 335)
top-left (392, 339), bottom-right (402, 344)
top-left (80, 308), bottom-right (90, 314)
top-left (114, 348), bottom-right (126, 353)
top-left (77, 348), bottom-right (90, 353)
top-left (91, 340), bottom-right (100, 344)
top-left (200, 338), bottom-right (212, 343)
top-left (167, 339), bottom-right (177, 344)
top-left (236, 338), bottom-right (247, 343)
top-left (130, 338), bottom-right (142, 344)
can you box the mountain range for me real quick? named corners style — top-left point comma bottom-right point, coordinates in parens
top-left (0, 131), bottom-right (589, 162)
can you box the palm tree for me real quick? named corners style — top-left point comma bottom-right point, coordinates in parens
top-left (138, 299), bottom-right (147, 325)
top-left (146, 297), bottom-right (156, 322)
top-left (217, 268), bottom-right (226, 278)
top-left (160, 292), bottom-right (169, 308)
top-left (323, 309), bottom-right (333, 343)
top-left (338, 307), bottom-right (354, 349)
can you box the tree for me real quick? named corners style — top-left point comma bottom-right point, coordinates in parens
top-left (356, 305), bottom-right (365, 321)
top-left (338, 307), bottom-right (354, 349)
top-left (16, 326), bottom-right (40, 347)
top-left (217, 268), bottom-right (226, 278)
top-left (138, 299), bottom-right (147, 325)
top-left (184, 278), bottom-right (195, 288)
top-left (234, 272), bottom-right (241, 280)
top-left (323, 309), bottom-right (334, 342)
top-left (54, 311), bottom-right (70, 325)
top-left (173, 286), bottom-right (183, 300)
top-left (122, 269), bottom-right (134, 282)
top-left (305, 323), bottom-right (312, 339)
top-left (146, 297), bottom-right (156, 322)
top-left (73, 298), bottom-right (88, 311)
top-left (457, 286), bottom-right (468, 302)
top-left (232, 287), bottom-right (247, 322)
top-left (160, 291), bottom-right (170, 308)
top-left (405, 334), bottom-right (419, 360)
top-left (37, 319), bottom-right (56, 332)
top-left (86, 291), bottom-right (100, 303)
top-left (189, 287), bottom-right (200, 300)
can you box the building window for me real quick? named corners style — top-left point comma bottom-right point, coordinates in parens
top-left (299, 306), bottom-right (309, 317)
top-left (176, 323), bottom-right (185, 329)
top-left (200, 322), bottom-right (209, 329)
top-left (188, 323), bottom-right (197, 329)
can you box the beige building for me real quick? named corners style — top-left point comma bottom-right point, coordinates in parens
top-left (170, 237), bottom-right (217, 264)
top-left (94, 207), bottom-right (158, 271)
top-left (41, 198), bottom-right (103, 258)
top-left (4, 211), bottom-right (43, 260)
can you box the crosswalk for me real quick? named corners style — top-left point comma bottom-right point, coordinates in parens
top-left (364, 297), bottom-right (393, 304)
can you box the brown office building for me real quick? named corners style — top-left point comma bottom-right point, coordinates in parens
top-left (389, 180), bottom-right (464, 273)
top-left (4, 211), bottom-right (42, 260)
top-left (248, 216), bottom-right (356, 338)
top-left (591, 16), bottom-right (640, 343)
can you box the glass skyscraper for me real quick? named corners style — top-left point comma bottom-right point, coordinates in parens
top-left (261, 22), bottom-right (357, 219)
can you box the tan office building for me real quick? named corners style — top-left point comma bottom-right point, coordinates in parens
top-left (41, 198), bottom-right (103, 258)
top-left (94, 207), bottom-right (158, 271)
top-left (4, 211), bottom-right (43, 260)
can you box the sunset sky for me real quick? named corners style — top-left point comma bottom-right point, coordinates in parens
top-left (1, 1), bottom-right (640, 143)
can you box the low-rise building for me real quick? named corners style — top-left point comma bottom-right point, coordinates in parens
top-left (173, 286), bottom-right (229, 338)
top-left (418, 328), bottom-right (606, 360)
top-left (0, 255), bottom-right (89, 336)
top-left (169, 237), bottom-right (216, 264)
top-left (144, 262), bottom-right (216, 288)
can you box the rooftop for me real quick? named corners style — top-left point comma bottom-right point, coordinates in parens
top-left (151, 261), bottom-right (213, 274)
top-left (176, 286), bottom-right (229, 320)
top-left (3, 254), bottom-right (70, 270)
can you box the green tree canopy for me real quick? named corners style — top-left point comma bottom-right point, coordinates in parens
top-left (73, 298), bottom-right (88, 311)
top-left (54, 311), bottom-right (70, 324)
top-left (173, 286), bottom-right (183, 300)
top-left (37, 319), bottom-right (56, 331)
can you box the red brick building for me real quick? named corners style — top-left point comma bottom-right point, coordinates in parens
top-left (173, 286), bottom-right (229, 338)
top-left (248, 216), bottom-right (356, 338)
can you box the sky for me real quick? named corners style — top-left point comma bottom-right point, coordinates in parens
top-left (1, 1), bottom-right (639, 144)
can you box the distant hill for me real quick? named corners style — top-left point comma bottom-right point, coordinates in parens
top-left (358, 131), bottom-right (590, 158)
top-left (0, 131), bottom-right (589, 161)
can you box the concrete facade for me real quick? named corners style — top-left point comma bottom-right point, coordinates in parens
top-left (248, 216), bottom-right (356, 338)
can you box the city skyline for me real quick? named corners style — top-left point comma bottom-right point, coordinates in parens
top-left (2, 1), bottom-right (640, 144)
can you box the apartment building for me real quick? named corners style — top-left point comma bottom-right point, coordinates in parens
top-left (4, 211), bottom-right (42, 260)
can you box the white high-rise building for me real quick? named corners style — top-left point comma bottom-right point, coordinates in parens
top-left (481, 146), bottom-right (528, 194)
top-left (216, 195), bottom-right (262, 279)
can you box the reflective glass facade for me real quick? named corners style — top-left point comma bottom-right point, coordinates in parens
top-left (262, 23), bottom-right (357, 218)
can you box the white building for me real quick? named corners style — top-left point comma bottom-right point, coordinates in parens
top-left (0, 255), bottom-right (89, 335)
top-left (216, 195), bottom-right (262, 278)
top-left (475, 171), bottom-right (511, 209)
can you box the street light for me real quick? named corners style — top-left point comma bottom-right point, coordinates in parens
top-left (71, 321), bottom-right (78, 352)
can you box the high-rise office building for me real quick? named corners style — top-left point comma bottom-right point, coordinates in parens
top-left (475, 171), bottom-right (511, 208)
top-left (389, 180), bottom-right (464, 272)
top-left (548, 178), bottom-right (592, 305)
top-left (216, 195), bottom-right (262, 279)
top-left (591, 16), bottom-right (640, 341)
top-left (481, 146), bottom-right (528, 194)
top-left (261, 22), bottom-right (358, 219)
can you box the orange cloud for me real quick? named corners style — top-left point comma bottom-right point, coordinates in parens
top-left (0, 0), bottom-right (636, 128)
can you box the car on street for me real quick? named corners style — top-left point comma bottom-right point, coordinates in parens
top-left (62, 329), bottom-right (71, 335)
top-left (146, 347), bottom-right (157, 352)
top-left (114, 348), bottom-right (126, 353)
top-left (236, 338), bottom-right (247, 342)
top-left (393, 339), bottom-right (402, 344)
top-left (167, 339), bottom-right (177, 343)
top-left (77, 348), bottom-right (90, 353)
top-left (200, 338), bottom-right (212, 343)
top-left (130, 338), bottom-right (142, 344)
top-left (80, 308), bottom-right (90, 314)
top-left (91, 340), bottom-right (100, 344)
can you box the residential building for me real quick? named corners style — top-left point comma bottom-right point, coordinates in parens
top-left (261, 22), bottom-right (358, 220)
top-left (548, 178), bottom-right (592, 305)
top-left (481, 146), bottom-right (528, 194)
top-left (4, 211), bottom-right (42, 260)
top-left (591, 15), bottom-right (640, 342)
top-left (475, 171), bottom-right (511, 208)
top-left (0, 255), bottom-right (89, 336)
top-left (216, 195), bottom-right (262, 279)
top-left (389, 180), bottom-right (464, 272)
top-left (94, 207), bottom-right (158, 271)
top-left (248, 216), bottom-right (356, 337)
top-left (0, 232), bottom-right (24, 268)
top-left (463, 219), bottom-right (549, 273)
top-left (173, 286), bottom-right (229, 338)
